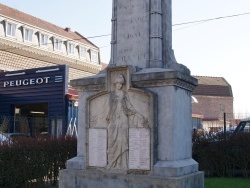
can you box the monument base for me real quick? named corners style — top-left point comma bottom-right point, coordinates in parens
top-left (153, 159), bottom-right (199, 177)
top-left (59, 169), bottom-right (204, 188)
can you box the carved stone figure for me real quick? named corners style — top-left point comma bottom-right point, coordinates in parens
top-left (106, 74), bottom-right (134, 170)
top-left (106, 74), bottom-right (148, 171)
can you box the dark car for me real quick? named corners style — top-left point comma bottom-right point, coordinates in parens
top-left (234, 120), bottom-right (250, 134)
top-left (4, 133), bottom-right (33, 143)
top-left (7, 133), bottom-right (31, 139)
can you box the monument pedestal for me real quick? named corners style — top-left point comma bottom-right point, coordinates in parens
top-left (59, 169), bottom-right (203, 188)
top-left (65, 157), bottom-right (85, 170)
top-left (59, 67), bottom-right (204, 188)
top-left (153, 159), bottom-right (199, 177)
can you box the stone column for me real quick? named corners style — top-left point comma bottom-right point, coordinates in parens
top-left (110, 0), bottom-right (117, 65)
top-left (162, 0), bottom-right (178, 69)
top-left (150, 0), bottom-right (163, 68)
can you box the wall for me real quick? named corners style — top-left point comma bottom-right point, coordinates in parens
top-left (192, 95), bottom-right (234, 119)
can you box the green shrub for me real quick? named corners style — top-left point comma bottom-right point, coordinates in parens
top-left (193, 133), bottom-right (250, 178)
top-left (0, 136), bottom-right (77, 187)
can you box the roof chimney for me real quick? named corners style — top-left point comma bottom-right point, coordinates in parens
top-left (65, 27), bottom-right (71, 32)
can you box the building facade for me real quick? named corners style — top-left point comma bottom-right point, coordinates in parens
top-left (0, 3), bottom-right (104, 137)
top-left (192, 76), bottom-right (234, 133)
top-left (0, 65), bottom-right (78, 137)
top-left (0, 3), bottom-right (102, 80)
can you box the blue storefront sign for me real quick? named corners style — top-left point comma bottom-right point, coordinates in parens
top-left (0, 65), bottom-right (78, 137)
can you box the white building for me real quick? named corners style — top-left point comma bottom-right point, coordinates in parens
top-left (0, 3), bottom-right (102, 81)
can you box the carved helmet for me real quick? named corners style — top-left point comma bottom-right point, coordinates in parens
top-left (114, 74), bottom-right (125, 84)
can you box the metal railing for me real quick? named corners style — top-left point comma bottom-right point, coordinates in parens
top-left (193, 113), bottom-right (250, 135)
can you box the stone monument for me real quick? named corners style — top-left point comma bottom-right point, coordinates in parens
top-left (59, 0), bottom-right (204, 187)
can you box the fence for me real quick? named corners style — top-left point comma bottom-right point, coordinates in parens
top-left (193, 113), bottom-right (250, 135)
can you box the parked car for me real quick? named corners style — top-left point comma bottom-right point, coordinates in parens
top-left (0, 132), bottom-right (32, 144)
top-left (234, 120), bottom-right (250, 133)
top-left (0, 132), bottom-right (8, 142)
top-left (211, 121), bottom-right (250, 141)
top-left (214, 126), bottom-right (235, 136)
top-left (7, 133), bottom-right (31, 139)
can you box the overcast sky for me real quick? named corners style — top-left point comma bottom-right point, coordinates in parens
top-left (0, 0), bottom-right (250, 114)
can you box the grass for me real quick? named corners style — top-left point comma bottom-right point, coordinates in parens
top-left (42, 178), bottom-right (250, 188)
top-left (205, 178), bottom-right (250, 188)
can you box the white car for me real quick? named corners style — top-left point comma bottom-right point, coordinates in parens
top-left (0, 132), bottom-right (9, 142)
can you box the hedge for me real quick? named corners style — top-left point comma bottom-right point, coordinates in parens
top-left (0, 136), bottom-right (77, 187)
top-left (193, 132), bottom-right (250, 178)
top-left (1, 132), bottom-right (249, 187)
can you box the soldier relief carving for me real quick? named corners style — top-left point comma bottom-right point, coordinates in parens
top-left (88, 72), bottom-right (151, 173)
top-left (106, 74), bottom-right (149, 171)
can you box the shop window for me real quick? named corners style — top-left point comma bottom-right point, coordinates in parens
top-left (13, 103), bottom-right (48, 137)
top-left (40, 33), bottom-right (48, 47)
top-left (68, 42), bottom-right (75, 55)
top-left (24, 28), bottom-right (33, 42)
top-left (6, 22), bottom-right (16, 37)
top-left (91, 50), bottom-right (98, 63)
top-left (79, 46), bottom-right (87, 59)
top-left (54, 38), bottom-right (62, 51)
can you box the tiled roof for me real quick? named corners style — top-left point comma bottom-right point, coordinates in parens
top-left (0, 3), bottom-right (97, 48)
top-left (101, 62), bottom-right (108, 70)
top-left (192, 76), bottom-right (233, 97)
top-left (194, 76), bottom-right (229, 86)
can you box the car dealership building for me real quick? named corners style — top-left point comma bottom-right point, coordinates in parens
top-left (0, 65), bottom-right (78, 137)
top-left (0, 3), bottom-right (104, 137)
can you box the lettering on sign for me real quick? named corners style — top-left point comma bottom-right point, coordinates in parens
top-left (129, 128), bottom-right (150, 170)
top-left (88, 129), bottom-right (107, 167)
top-left (4, 77), bottom-right (50, 87)
top-left (3, 75), bottom-right (64, 88)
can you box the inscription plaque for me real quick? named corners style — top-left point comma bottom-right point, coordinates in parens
top-left (129, 128), bottom-right (150, 170)
top-left (89, 129), bottom-right (107, 167)
top-left (116, 0), bottom-right (150, 68)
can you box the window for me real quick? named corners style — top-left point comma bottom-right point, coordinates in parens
top-left (54, 38), bottom-right (62, 51)
top-left (244, 123), bottom-right (250, 133)
top-left (91, 50), bottom-right (98, 63)
top-left (220, 104), bottom-right (225, 111)
top-left (68, 43), bottom-right (75, 55)
top-left (24, 28), bottom-right (33, 42)
top-left (79, 47), bottom-right (87, 58)
top-left (235, 121), bottom-right (250, 133)
top-left (40, 33), bottom-right (48, 47)
top-left (6, 22), bottom-right (16, 37)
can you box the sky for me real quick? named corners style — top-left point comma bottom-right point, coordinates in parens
top-left (0, 0), bottom-right (250, 114)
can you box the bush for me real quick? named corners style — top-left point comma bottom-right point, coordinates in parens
top-left (193, 132), bottom-right (250, 178)
top-left (0, 136), bottom-right (77, 187)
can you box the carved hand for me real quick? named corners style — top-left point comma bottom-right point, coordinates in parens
top-left (106, 115), bottom-right (110, 123)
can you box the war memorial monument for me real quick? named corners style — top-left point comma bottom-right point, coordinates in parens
top-left (59, 0), bottom-right (204, 187)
